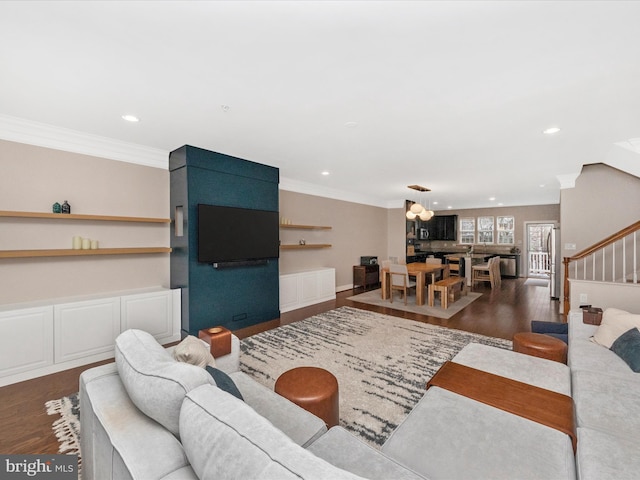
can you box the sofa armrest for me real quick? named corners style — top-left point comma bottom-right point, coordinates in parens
top-left (229, 371), bottom-right (327, 447)
top-left (212, 334), bottom-right (240, 373)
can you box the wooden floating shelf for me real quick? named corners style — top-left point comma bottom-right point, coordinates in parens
top-left (279, 224), bottom-right (332, 230)
top-left (280, 244), bottom-right (332, 250)
top-left (0, 247), bottom-right (172, 259)
top-left (0, 210), bottom-right (170, 223)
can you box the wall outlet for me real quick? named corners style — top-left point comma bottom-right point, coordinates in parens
top-left (579, 293), bottom-right (588, 304)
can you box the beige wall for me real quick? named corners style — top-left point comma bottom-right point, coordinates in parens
top-left (560, 163), bottom-right (640, 312)
top-left (561, 163), bottom-right (640, 255)
top-left (0, 140), bottom-right (170, 304)
top-left (279, 191), bottom-right (388, 290)
top-left (412, 204), bottom-right (560, 256)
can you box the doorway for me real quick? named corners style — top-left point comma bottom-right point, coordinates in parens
top-left (526, 223), bottom-right (554, 278)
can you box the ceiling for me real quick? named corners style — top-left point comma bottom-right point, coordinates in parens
top-left (1, 1), bottom-right (639, 210)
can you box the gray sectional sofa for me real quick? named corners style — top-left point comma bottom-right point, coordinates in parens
top-left (80, 329), bottom-right (424, 480)
top-left (568, 309), bottom-right (640, 479)
top-left (80, 308), bottom-right (639, 480)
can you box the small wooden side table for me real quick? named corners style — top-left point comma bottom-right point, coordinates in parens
top-left (513, 332), bottom-right (567, 364)
top-left (274, 366), bottom-right (339, 428)
top-left (198, 326), bottom-right (232, 358)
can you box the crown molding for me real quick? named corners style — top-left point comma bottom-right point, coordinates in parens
top-left (0, 114), bottom-right (168, 169)
top-left (556, 173), bottom-right (580, 189)
top-left (279, 176), bottom-right (388, 208)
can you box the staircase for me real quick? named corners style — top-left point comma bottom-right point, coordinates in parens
top-left (563, 220), bottom-right (640, 319)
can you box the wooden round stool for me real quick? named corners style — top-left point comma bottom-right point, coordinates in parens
top-left (513, 332), bottom-right (568, 364)
top-left (274, 366), bottom-right (339, 428)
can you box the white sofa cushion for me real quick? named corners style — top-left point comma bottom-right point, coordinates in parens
top-left (591, 308), bottom-right (640, 348)
top-left (572, 369), bottom-right (640, 439)
top-left (180, 385), bottom-right (367, 480)
top-left (577, 427), bottom-right (640, 480)
top-left (382, 387), bottom-right (576, 480)
top-left (115, 329), bottom-right (215, 437)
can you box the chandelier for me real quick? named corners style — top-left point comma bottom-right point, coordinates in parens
top-left (406, 185), bottom-right (434, 221)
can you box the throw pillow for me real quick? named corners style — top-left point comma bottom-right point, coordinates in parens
top-left (610, 328), bottom-right (640, 373)
top-left (591, 308), bottom-right (640, 348)
top-left (206, 366), bottom-right (244, 401)
top-left (173, 335), bottom-right (216, 368)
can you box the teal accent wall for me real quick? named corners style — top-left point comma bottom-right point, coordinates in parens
top-left (169, 145), bottom-right (279, 336)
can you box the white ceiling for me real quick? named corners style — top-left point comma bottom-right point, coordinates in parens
top-left (1, 1), bottom-right (639, 209)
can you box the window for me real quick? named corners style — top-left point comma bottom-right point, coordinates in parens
top-left (497, 216), bottom-right (515, 244)
top-left (477, 216), bottom-right (494, 244)
top-left (459, 218), bottom-right (475, 244)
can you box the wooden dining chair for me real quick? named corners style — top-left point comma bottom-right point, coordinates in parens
top-left (447, 259), bottom-right (461, 277)
top-left (389, 264), bottom-right (416, 304)
top-left (425, 257), bottom-right (444, 282)
top-left (472, 256), bottom-right (501, 288)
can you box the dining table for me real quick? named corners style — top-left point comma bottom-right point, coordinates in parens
top-left (380, 262), bottom-right (448, 306)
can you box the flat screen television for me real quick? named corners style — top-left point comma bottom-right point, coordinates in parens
top-left (198, 204), bottom-right (279, 263)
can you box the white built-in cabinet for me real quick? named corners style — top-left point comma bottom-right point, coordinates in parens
top-left (0, 306), bottom-right (54, 378)
top-left (279, 268), bottom-right (336, 313)
top-left (0, 287), bottom-right (181, 387)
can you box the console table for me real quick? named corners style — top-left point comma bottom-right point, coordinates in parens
top-left (353, 265), bottom-right (379, 290)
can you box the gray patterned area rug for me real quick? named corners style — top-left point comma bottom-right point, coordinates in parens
top-left (240, 306), bottom-right (512, 448)
top-left (46, 393), bottom-right (82, 478)
top-left (347, 288), bottom-right (482, 319)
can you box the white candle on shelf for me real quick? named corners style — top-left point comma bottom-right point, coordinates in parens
top-left (82, 238), bottom-right (91, 250)
top-left (90, 240), bottom-right (99, 250)
top-left (72, 236), bottom-right (82, 250)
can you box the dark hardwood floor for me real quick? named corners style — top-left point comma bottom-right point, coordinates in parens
top-left (0, 277), bottom-right (560, 455)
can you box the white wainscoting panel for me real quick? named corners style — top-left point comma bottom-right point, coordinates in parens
top-left (0, 306), bottom-right (54, 377)
top-left (279, 268), bottom-right (336, 313)
top-left (54, 297), bottom-right (121, 363)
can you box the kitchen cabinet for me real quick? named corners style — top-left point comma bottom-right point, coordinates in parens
top-left (419, 215), bottom-right (458, 241)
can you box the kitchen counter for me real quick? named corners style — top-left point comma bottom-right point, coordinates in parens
top-left (408, 251), bottom-right (521, 279)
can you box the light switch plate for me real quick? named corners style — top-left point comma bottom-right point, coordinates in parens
top-left (565, 243), bottom-right (577, 250)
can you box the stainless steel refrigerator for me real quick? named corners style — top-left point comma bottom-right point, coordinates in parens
top-left (547, 227), bottom-right (561, 299)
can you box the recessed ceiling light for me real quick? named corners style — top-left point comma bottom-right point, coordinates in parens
top-left (122, 114), bottom-right (139, 122)
top-left (489, 197), bottom-right (496, 201)
top-left (221, 105), bottom-right (230, 112)
top-left (321, 171), bottom-right (330, 176)
top-left (540, 184), bottom-right (546, 188)
top-left (543, 127), bottom-right (560, 134)
top-left (344, 121), bottom-right (358, 128)
top-left (433, 201), bottom-right (439, 205)
top-left (447, 206), bottom-right (453, 209)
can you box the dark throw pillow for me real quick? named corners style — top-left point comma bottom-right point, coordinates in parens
top-left (205, 366), bottom-right (244, 401)
top-left (610, 327), bottom-right (640, 373)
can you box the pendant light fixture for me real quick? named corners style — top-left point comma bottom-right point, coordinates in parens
top-left (406, 185), bottom-right (434, 221)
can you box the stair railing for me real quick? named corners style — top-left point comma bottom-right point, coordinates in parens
top-left (563, 220), bottom-right (640, 319)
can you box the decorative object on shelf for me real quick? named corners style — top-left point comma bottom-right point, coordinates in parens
top-left (52, 202), bottom-right (62, 214)
top-left (299, 239), bottom-right (306, 245)
top-left (81, 238), bottom-right (91, 250)
top-left (72, 236), bottom-right (82, 250)
top-left (90, 240), bottom-right (99, 250)
top-left (406, 185), bottom-right (434, 221)
top-left (280, 217), bottom-right (292, 225)
top-left (61, 200), bottom-right (71, 214)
